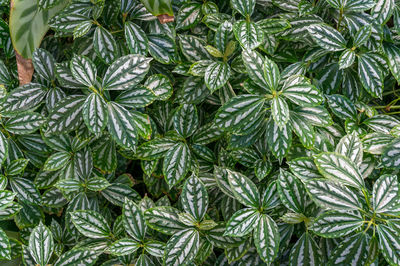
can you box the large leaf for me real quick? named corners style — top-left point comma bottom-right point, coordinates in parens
top-left (224, 208), bottom-right (260, 237)
top-left (253, 214), bottom-right (280, 264)
top-left (107, 102), bottom-right (137, 150)
top-left (289, 233), bottom-right (321, 266)
top-left (163, 142), bottom-right (191, 188)
top-left (46, 95), bottom-right (86, 134)
top-left (306, 179), bottom-right (363, 211)
top-left (215, 94), bottom-right (265, 131)
top-left (227, 169), bottom-right (260, 208)
top-left (82, 93), bottom-right (108, 135)
top-left (314, 152), bottom-right (365, 189)
top-left (373, 174), bottom-right (399, 213)
top-left (9, 0), bottom-right (66, 58)
top-left (164, 229), bottom-right (200, 265)
top-left (377, 224), bottom-right (400, 265)
top-left (123, 198), bottom-right (146, 242)
top-left (310, 211), bottom-right (364, 238)
top-left (181, 175), bottom-right (208, 222)
top-left (102, 55), bottom-right (152, 90)
top-left (29, 222), bottom-right (54, 266)
top-left (70, 210), bottom-right (111, 239)
top-left (307, 24), bottom-right (346, 51)
top-left (329, 233), bottom-right (370, 265)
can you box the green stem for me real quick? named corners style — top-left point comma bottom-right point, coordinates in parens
top-left (374, 105), bottom-right (400, 109)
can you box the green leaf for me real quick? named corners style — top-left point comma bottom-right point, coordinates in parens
top-left (343, 0), bottom-right (376, 12)
top-left (29, 222), bottom-right (54, 266)
top-left (306, 179), bottom-right (363, 211)
top-left (102, 55), bottom-right (152, 91)
top-left (253, 214), bottom-right (280, 264)
top-left (3, 83), bottom-right (47, 114)
top-left (123, 198), bottom-right (146, 242)
top-left (4, 112), bottom-right (45, 135)
top-left (115, 86), bottom-right (156, 108)
top-left (139, 0), bottom-right (174, 16)
top-left (289, 113), bottom-right (315, 149)
top-left (383, 42), bottom-right (400, 84)
top-left (227, 169), bottom-right (260, 208)
top-left (336, 132), bottom-right (363, 167)
top-left (43, 151), bottom-right (71, 171)
top-left (108, 238), bottom-right (140, 256)
top-left (295, 106), bottom-right (333, 127)
top-left (326, 94), bottom-right (357, 121)
top-left (314, 152), bottom-right (365, 189)
top-left (353, 24), bottom-right (372, 47)
top-left (231, 0), bottom-right (255, 17)
top-left (163, 142), bottom-right (191, 188)
top-left (70, 55), bottom-right (97, 87)
top-left (271, 97), bottom-right (290, 128)
top-left (136, 138), bottom-right (177, 160)
top-left (282, 76), bottom-right (322, 106)
top-left (176, 3), bottom-right (202, 30)
top-left (278, 169), bottom-right (308, 213)
top-left (204, 61), bottom-right (230, 93)
top-left (307, 23), bottom-right (346, 51)
top-left (164, 228), bottom-right (200, 265)
top-left (125, 21), bottom-right (148, 55)
top-left (310, 210), bottom-right (364, 238)
top-left (86, 177), bottom-right (110, 191)
top-left (147, 34), bottom-right (177, 64)
top-left (181, 175), bottom-right (208, 222)
top-left (215, 95), bottom-right (265, 131)
top-left (144, 206), bottom-right (186, 235)
top-left (371, 0), bottom-right (395, 25)
top-left (377, 224), bottom-right (400, 265)
top-left (82, 93), bottom-right (108, 135)
top-left (266, 118), bottom-right (292, 163)
top-left (94, 26), bottom-right (117, 64)
top-left (0, 227), bottom-right (10, 260)
top-left (10, 177), bottom-right (41, 205)
top-left (373, 174), bottom-right (399, 213)
top-left (70, 210), bottom-right (111, 238)
top-left (242, 49), bottom-right (270, 91)
top-left (358, 53), bottom-right (384, 99)
top-left (144, 74), bottom-right (173, 101)
top-left (46, 95), bottom-right (86, 134)
top-left (233, 21), bottom-right (263, 50)
top-left (329, 233), bottom-right (370, 265)
top-left (173, 104), bottom-right (198, 138)
top-left (32, 48), bottom-right (55, 81)
top-left (339, 49), bottom-right (356, 69)
top-left (53, 248), bottom-right (98, 266)
top-left (9, 0), bottom-right (66, 58)
top-left (225, 208), bottom-right (260, 237)
top-left (107, 102), bottom-right (138, 150)
top-left (289, 233), bottom-right (322, 266)
top-left (0, 190), bottom-right (15, 210)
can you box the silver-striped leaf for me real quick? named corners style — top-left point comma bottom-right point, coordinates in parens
top-left (306, 179), bottom-right (363, 211)
top-left (70, 210), bottom-right (111, 239)
top-left (29, 222), bottom-right (54, 266)
top-left (102, 54), bottom-right (152, 91)
top-left (314, 152), bottom-right (365, 189)
top-left (181, 175), bottom-right (208, 222)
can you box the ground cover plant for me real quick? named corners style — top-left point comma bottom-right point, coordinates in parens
top-left (0, 0), bottom-right (400, 265)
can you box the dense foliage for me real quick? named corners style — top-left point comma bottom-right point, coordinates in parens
top-left (1, 0), bottom-right (400, 265)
